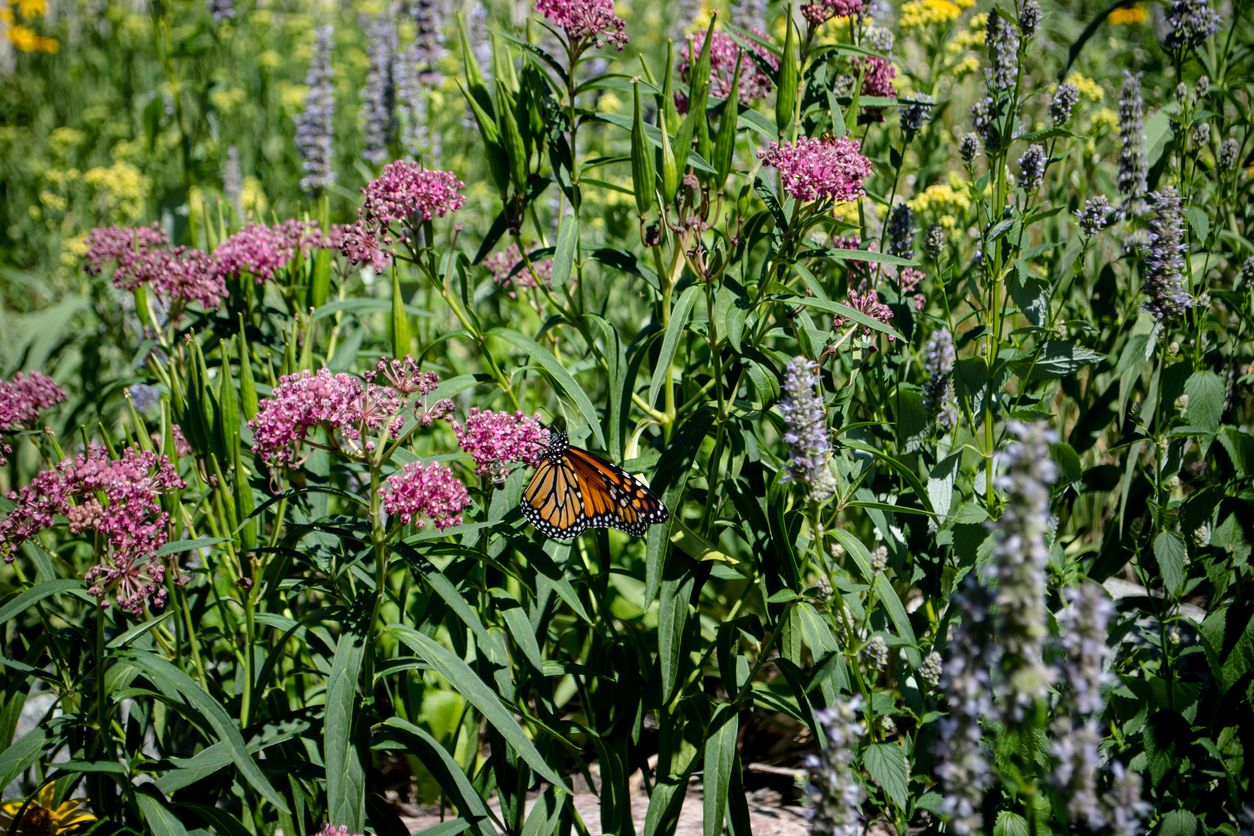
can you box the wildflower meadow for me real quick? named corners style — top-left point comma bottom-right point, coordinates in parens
top-left (0, 0), bottom-right (1252, 833)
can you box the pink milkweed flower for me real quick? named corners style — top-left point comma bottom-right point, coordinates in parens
top-left (533, 0), bottom-right (628, 50)
top-left (758, 136), bottom-right (873, 204)
top-left (484, 243), bottom-right (556, 297)
top-left (379, 460), bottom-right (470, 530)
top-left (213, 220), bottom-right (322, 285)
top-left (802, 0), bottom-right (863, 25)
top-left (0, 445), bottom-right (186, 615)
top-left (448, 408), bottom-right (550, 476)
top-left (675, 30), bottom-right (778, 115)
top-left (0, 370), bottom-right (66, 466)
top-left (834, 288), bottom-right (895, 340)
top-left (85, 227), bottom-right (226, 313)
top-left (341, 163), bottom-right (466, 271)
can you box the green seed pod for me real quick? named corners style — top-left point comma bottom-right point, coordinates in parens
top-left (631, 83), bottom-right (657, 216)
top-left (674, 22), bottom-right (716, 171)
top-left (712, 54), bottom-right (743, 187)
top-left (660, 41), bottom-right (679, 136)
top-left (660, 115), bottom-right (679, 205)
top-left (776, 7), bottom-right (799, 134)
top-left (458, 13), bottom-right (494, 118)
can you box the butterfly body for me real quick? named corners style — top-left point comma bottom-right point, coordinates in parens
top-left (521, 431), bottom-right (669, 540)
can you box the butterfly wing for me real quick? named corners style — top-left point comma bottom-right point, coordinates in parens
top-left (520, 445), bottom-right (669, 540)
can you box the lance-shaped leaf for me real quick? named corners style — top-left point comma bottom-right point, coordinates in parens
top-left (496, 83), bottom-right (528, 192)
top-left (458, 80), bottom-right (510, 199)
top-left (391, 265), bottom-right (411, 359)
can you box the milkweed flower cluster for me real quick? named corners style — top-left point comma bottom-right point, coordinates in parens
top-left (83, 226), bottom-right (225, 313)
top-left (533, 0), bottom-right (628, 50)
top-left (484, 243), bottom-right (556, 296)
top-left (803, 699), bottom-right (864, 836)
top-left (360, 14), bottom-right (398, 165)
top-left (1138, 186), bottom-right (1194, 323)
top-left (449, 409), bottom-right (550, 475)
top-left (379, 460), bottom-right (470, 530)
top-left (315, 826), bottom-right (363, 836)
top-left (340, 162), bottom-right (465, 270)
top-left (835, 289), bottom-right (895, 339)
top-left (0, 446), bottom-right (185, 614)
top-left (758, 137), bottom-right (872, 204)
top-left (212, 220), bottom-right (324, 285)
top-left (0, 371), bottom-right (65, 465)
top-left (850, 56), bottom-right (897, 122)
top-left (676, 30), bottom-right (777, 112)
top-left (249, 360), bottom-right (442, 467)
top-left (988, 421), bottom-right (1057, 724)
top-left (778, 357), bottom-right (836, 503)
top-left (1118, 72), bottom-right (1149, 217)
top-left (294, 26), bottom-right (337, 194)
top-left (802, 0), bottom-right (863, 26)
top-left (1162, 0), bottom-right (1221, 50)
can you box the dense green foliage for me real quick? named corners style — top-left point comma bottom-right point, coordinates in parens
top-left (1, 0), bottom-right (1253, 834)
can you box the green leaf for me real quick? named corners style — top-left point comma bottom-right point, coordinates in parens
top-left (702, 706), bottom-right (738, 836)
top-left (1156, 810), bottom-right (1199, 836)
top-left (325, 597), bottom-right (372, 832)
top-left (1012, 340), bottom-right (1104, 380)
top-left (0, 725), bottom-right (50, 789)
top-left (135, 791), bottom-right (189, 836)
top-left (1050, 442), bottom-right (1083, 486)
top-left (1154, 531), bottom-right (1187, 597)
top-left (790, 295), bottom-right (905, 342)
top-left (391, 266), bottom-right (412, 359)
top-left (993, 811), bottom-right (1030, 836)
top-left (862, 742), bottom-right (908, 810)
top-left (413, 820), bottom-right (472, 836)
top-left (117, 651), bottom-right (288, 811)
top-left (550, 215), bottom-right (579, 291)
top-left (152, 538), bottom-right (230, 558)
top-left (175, 804), bottom-right (253, 836)
top-left (1183, 370), bottom-right (1224, 433)
top-left (0, 580), bottom-right (87, 626)
top-left (873, 575), bottom-right (919, 665)
top-left (520, 787), bottom-right (565, 836)
top-left (386, 624), bottom-right (571, 792)
top-left (659, 553), bottom-right (696, 703)
top-left (377, 718), bottom-right (497, 836)
top-left (927, 454), bottom-right (960, 521)
top-left (394, 546), bottom-right (508, 665)
top-left (648, 284), bottom-right (701, 410)
top-left (488, 328), bottom-right (605, 449)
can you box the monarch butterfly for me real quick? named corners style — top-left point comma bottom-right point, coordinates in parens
top-left (521, 430), bottom-right (670, 540)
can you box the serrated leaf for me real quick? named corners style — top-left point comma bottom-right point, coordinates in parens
top-left (1183, 370), bottom-right (1224, 433)
top-left (863, 742), bottom-right (909, 810)
top-left (1154, 531), bottom-right (1187, 596)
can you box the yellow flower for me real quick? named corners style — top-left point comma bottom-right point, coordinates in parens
top-left (7, 24), bottom-right (58, 52)
top-left (49, 126), bottom-right (86, 157)
top-left (84, 160), bottom-right (151, 221)
top-left (900, 0), bottom-right (966, 32)
top-left (0, 786), bottom-right (96, 835)
top-left (240, 176), bottom-right (268, 215)
top-left (952, 55), bottom-right (981, 79)
top-left (17, 0), bottom-right (47, 18)
top-left (1090, 107), bottom-right (1119, 134)
top-left (210, 86), bottom-right (246, 113)
top-left (908, 178), bottom-right (972, 229)
top-left (1108, 4), bottom-right (1148, 24)
top-left (258, 49), bottom-right (281, 69)
top-left (1066, 74), bottom-right (1105, 102)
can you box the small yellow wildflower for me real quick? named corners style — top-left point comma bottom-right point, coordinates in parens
top-left (946, 28), bottom-right (984, 55)
top-left (210, 87), bottom-right (246, 113)
top-left (278, 83), bottom-right (309, 115)
top-left (1090, 108), bottom-right (1119, 134)
top-left (1066, 73), bottom-right (1104, 102)
top-left (258, 49), bottom-right (282, 69)
top-left (0, 786), bottom-right (96, 835)
top-left (84, 160), bottom-right (151, 221)
top-left (900, 0), bottom-right (964, 32)
top-left (48, 127), bottom-right (85, 157)
top-left (1108, 4), bottom-right (1148, 24)
top-left (952, 56), bottom-right (982, 79)
top-left (17, 0), bottom-right (47, 18)
top-left (908, 178), bottom-right (972, 229)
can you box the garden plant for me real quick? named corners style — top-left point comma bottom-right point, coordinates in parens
top-left (0, 0), bottom-right (1252, 833)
